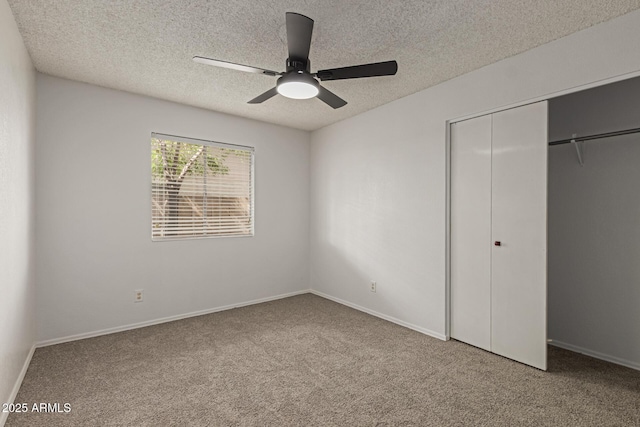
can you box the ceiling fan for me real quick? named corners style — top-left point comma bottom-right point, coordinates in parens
top-left (193, 12), bottom-right (398, 109)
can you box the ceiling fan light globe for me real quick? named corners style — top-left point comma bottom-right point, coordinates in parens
top-left (276, 72), bottom-right (319, 99)
top-left (277, 81), bottom-right (319, 99)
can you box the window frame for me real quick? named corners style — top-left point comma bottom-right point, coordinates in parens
top-left (150, 132), bottom-right (255, 241)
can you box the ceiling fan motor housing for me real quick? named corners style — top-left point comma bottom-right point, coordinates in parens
top-left (286, 58), bottom-right (310, 73)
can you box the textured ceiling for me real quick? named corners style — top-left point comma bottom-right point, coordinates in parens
top-left (7, 1), bottom-right (640, 131)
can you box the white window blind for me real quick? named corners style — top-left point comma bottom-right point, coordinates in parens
top-left (151, 133), bottom-right (254, 240)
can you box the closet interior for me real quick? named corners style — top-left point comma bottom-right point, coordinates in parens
top-left (547, 75), bottom-right (640, 370)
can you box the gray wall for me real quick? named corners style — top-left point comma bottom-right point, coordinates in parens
top-left (548, 77), bottom-right (640, 369)
top-left (36, 74), bottom-right (310, 343)
top-left (0, 1), bottom-right (37, 422)
top-left (549, 75), bottom-right (640, 142)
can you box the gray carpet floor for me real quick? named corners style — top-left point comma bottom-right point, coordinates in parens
top-left (7, 294), bottom-right (640, 426)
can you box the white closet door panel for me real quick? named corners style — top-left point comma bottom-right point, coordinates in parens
top-left (491, 101), bottom-right (548, 370)
top-left (450, 115), bottom-right (492, 351)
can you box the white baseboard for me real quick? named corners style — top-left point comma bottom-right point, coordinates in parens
top-left (310, 290), bottom-right (447, 341)
top-left (37, 289), bottom-right (311, 347)
top-left (548, 339), bottom-right (640, 371)
top-left (0, 344), bottom-right (36, 427)
top-left (36, 287), bottom-right (448, 350)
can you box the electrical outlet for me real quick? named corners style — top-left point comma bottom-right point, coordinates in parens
top-left (134, 289), bottom-right (144, 303)
top-left (370, 281), bottom-right (377, 293)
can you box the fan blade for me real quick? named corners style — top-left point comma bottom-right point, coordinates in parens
top-left (286, 12), bottom-right (314, 61)
top-left (317, 86), bottom-right (347, 109)
top-left (248, 87), bottom-right (279, 104)
top-left (316, 60), bottom-right (398, 81)
top-left (193, 56), bottom-right (280, 76)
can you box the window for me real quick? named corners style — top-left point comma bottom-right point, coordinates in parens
top-left (151, 133), bottom-right (254, 240)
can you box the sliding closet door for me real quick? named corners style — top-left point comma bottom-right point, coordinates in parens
top-left (450, 114), bottom-right (492, 351)
top-left (491, 101), bottom-right (548, 370)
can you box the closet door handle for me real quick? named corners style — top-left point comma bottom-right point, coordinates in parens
top-left (494, 241), bottom-right (501, 246)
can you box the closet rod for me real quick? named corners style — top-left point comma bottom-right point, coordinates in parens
top-left (549, 127), bottom-right (640, 146)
